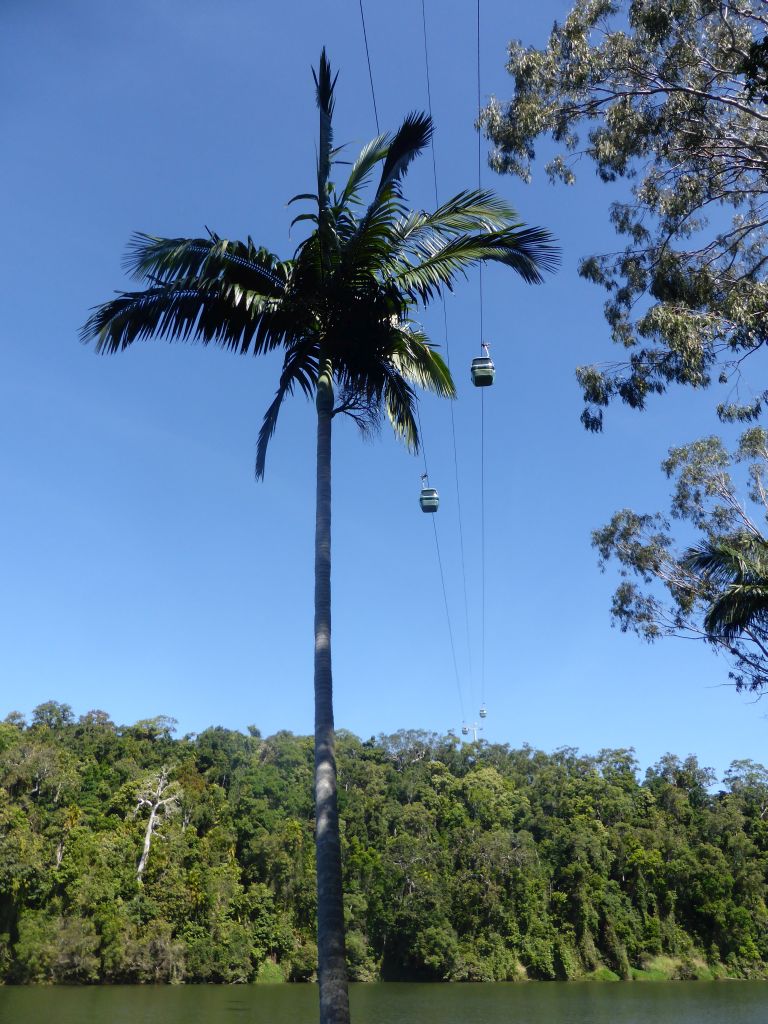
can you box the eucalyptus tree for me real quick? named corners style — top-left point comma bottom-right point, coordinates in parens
top-left (593, 427), bottom-right (768, 693)
top-left (81, 51), bottom-right (557, 1023)
top-left (481, 1), bottom-right (768, 696)
top-left (481, 0), bottom-right (768, 429)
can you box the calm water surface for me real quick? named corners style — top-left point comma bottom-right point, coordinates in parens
top-left (0, 982), bottom-right (766, 1024)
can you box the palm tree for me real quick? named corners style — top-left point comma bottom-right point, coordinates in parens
top-left (81, 51), bottom-right (558, 1024)
top-left (684, 538), bottom-right (768, 640)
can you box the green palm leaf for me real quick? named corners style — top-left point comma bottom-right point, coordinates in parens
top-left (256, 340), bottom-right (319, 479)
top-left (82, 280), bottom-right (295, 356)
top-left (684, 540), bottom-right (768, 640)
top-left (374, 112), bottom-right (433, 200)
top-left (389, 329), bottom-right (455, 398)
top-left (393, 189), bottom-right (521, 240)
top-left (124, 233), bottom-right (287, 295)
top-left (337, 134), bottom-right (390, 210)
top-left (382, 367), bottom-right (420, 450)
top-left (392, 225), bottom-right (559, 300)
top-left (313, 47), bottom-right (337, 202)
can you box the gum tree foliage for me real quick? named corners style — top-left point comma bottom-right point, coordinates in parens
top-left (481, 0), bottom-right (768, 428)
top-left (593, 425), bottom-right (768, 691)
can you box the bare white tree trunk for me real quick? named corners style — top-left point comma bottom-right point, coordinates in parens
top-left (134, 768), bottom-right (180, 881)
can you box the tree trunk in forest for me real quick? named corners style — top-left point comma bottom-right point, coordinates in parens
top-left (134, 768), bottom-right (179, 881)
top-left (313, 361), bottom-right (350, 1024)
top-left (137, 804), bottom-right (158, 880)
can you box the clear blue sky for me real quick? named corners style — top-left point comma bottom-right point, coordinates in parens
top-left (1, 0), bottom-right (764, 778)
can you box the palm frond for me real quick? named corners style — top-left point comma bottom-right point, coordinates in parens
top-left (393, 190), bottom-right (523, 242)
top-left (339, 114), bottom-right (433, 262)
top-left (290, 212), bottom-right (320, 232)
top-left (336, 133), bottom-right (390, 209)
top-left (382, 368), bottom-right (419, 450)
top-left (124, 234), bottom-right (287, 295)
top-left (287, 193), bottom-right (320, 206)
top-left (81, 280), bottom-right (293, 356)
top-left (393, 225), bottom-right (560, 300)
top-left (388, 328), bottom-right (455, 398)
top-left (683, 544), bottom-right (762, 586)
top-left (255, 341), bottom-right (319, 478)
top-left (684, 540), bottom-right (768, 639)
top-left (334, 192), bottom-right (411, 284)
top-left (313, 48), bottom-right (338, 207)
top-left (705, 586), bottom-right (768, 639)
top-left (375, 112), bottom-right (432, 200)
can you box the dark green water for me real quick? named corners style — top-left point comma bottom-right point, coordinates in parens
top-left (0, 982), bottom-right (766, 1024)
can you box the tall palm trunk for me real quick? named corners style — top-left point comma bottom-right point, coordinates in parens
top-left (314, 361), bottom-right (350, 1024)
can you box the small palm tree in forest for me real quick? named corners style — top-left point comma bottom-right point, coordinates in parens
top-left (684, 538), bottom-right (768, 640)
top-left (82, 51), bottom-right (558, 1024)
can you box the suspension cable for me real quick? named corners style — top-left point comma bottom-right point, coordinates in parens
top-left (480, 389), bottom-right (486, 706)
top-left (477, 0), bottom-right (487, 707)
top-left (358, 0), bottom-right (380, 134)
top-left (417, 407), bottom-right (465, 721)
top-left (421, 0), bottom-right (475, 705)
top-left (358, 0), bottom-right (464, 722)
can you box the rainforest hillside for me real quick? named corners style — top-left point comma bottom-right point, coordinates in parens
top-left (0, 702), bottom-right (766, 983)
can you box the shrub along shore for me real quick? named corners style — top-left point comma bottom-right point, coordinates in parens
top-left (0, 703), bottom-right (766, 983)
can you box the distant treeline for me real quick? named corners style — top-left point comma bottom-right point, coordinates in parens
top-left (0, 701), bottom-right (767, 983)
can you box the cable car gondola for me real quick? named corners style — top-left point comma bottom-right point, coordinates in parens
top-left (479, 705), bottom-right (487, 719)
top-left (471, 342), bottom-right (495, 387)
top-left (419, 473), bottom-right (439, 513)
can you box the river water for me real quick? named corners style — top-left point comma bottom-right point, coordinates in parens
top-left (0, 981), bottom-right (766, 1024)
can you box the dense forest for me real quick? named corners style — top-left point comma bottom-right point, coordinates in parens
top-left (0, 702), bottom-right (766, 984)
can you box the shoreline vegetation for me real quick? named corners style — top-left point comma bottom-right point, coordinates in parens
top-left (1, 702), bottom-right (767, 985)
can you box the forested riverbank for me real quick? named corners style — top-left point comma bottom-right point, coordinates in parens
top-left (0, 703), bottom-right (766, 984)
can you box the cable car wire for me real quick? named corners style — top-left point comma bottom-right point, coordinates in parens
top-left (416, 407), bottom-right (466, 721)
top-left (480, 387), bottom-right (486, 706)
top-left (420, 0), bottom-right (475, 706)
top-left (358, 0), bottom-right (380, 134)
top-left (357, 0), bottom-right (465, 722)
top-left (476, 0), bottom-right (488, 709)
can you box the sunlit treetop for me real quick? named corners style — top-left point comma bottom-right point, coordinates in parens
top-left (481, 0), bottom-right (768, 428)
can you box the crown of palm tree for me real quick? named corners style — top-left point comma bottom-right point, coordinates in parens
top-left (82, 49), bottom-right (558, 477)
top-left (684, 538), bottom-right (768, 640)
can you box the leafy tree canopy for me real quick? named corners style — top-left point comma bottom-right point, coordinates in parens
top-left (593, 425), bottom-right (768, 690)
top-left (1, 707), bottom-right (767, 984)
top-left (481, 0), bottom-right (768, 428)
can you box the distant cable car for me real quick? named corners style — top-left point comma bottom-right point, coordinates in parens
top-left (471, 342), bottom-right (495, 387)
top-left (419, 473), bottom-right (439, 513)
top-left (461, 723), bottom-right (470, 736)
top-left (479, 705), bottom-right (487, 719)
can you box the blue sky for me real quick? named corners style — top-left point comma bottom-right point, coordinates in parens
top-left (2, 0), bottom-right (765, 778)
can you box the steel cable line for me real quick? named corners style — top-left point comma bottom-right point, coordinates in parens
top-left (416, 406), bottom-right (466, 722)
top-left (476, 0), bottom-right (488, 709)
top-left (420, 0), bottom-right (476, 712)
top-left (358, 0), bottom-right (380, 134)
top-left (356, 0), bottom-right (466, 723)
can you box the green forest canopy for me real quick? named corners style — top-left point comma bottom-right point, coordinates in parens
top-left (0, 702), bottom-right (766, 984)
